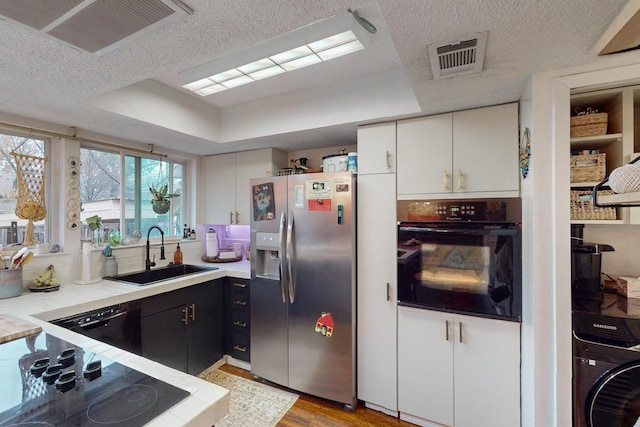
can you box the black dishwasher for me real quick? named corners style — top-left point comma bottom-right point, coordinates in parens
top-left (51, 301), bottom-right (142, 355)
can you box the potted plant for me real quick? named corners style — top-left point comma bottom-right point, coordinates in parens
top-left (150, 184), bottom-right (179, 214)
top-left (86, 215), bottom-right (103, 246)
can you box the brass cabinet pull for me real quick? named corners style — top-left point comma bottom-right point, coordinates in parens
top-left (232, 282), bottom-right (247, 288)
top-left (443, 170), bottom-right (449, 190)
top-left (385, 150), bottom-right (391, 169)
top-left (182, 308), bottom-right (188, 325)
top-left (233, 321), bottom-right (247, 328)
top-left (233, 345), bottom-right (247, 352)
top-left (386, 282), bottom-right (391, 301)
top-left (234, 300), bottom-right (248, 306)
top-left (459, 322), bottom-right (463, 343)
top-left (445, 320), bottom-right (449, 341)
top-left (457, 169), bottom-right (462, 190)
top-left (235, 211), bottom-right (239, 224)
top-left (190, 303), bottom-right (196, 321)
top-left (229, 212), bottom-right (234, 224)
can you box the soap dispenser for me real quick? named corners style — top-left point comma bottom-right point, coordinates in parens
top-left (174, 243), bottom-right (183, 265)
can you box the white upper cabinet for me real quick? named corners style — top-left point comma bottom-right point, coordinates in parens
top-left (397, 113), bottom-right (453, 195)
top-left (204, 149), bottom-right (286, 224)
top-left (357, 122), bottom-right (397, 175)
top-left (397, 103), bottom-right (520, 199)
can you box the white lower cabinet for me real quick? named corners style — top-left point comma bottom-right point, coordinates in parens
top-left (398, 307), bottom-right (521, 427)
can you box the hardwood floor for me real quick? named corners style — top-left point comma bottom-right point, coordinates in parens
top-left (219, 364), bottom-right (415, 426)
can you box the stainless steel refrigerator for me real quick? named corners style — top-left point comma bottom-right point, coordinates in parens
top-left (250, 172), bottom-right (356, 407)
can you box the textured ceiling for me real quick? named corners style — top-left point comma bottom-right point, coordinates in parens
top-left (0, 0), bottom-right (631, 156)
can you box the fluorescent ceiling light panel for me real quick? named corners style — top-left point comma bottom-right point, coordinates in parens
top-left (182, 30), bottom-right (363, 96)
top-left (220, 75), bottom-right (254, 89)
top-left (194, 84), bottom-right (226, 96)
top-left (249, 65), bottom-right (286, 80)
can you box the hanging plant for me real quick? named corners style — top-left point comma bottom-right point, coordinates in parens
top-left (150, 184), bottom-right (179, 214)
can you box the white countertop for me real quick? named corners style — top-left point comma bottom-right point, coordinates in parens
top-left (0, 260), bottom-right (251, 427)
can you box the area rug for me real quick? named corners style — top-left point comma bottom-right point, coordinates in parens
top-left (199, 369), bottom-right (298, 427)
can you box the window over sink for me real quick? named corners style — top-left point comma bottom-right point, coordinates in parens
top-left (80, 146), bottom-right (185, 241)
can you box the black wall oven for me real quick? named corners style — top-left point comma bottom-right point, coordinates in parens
top-left (397, 199), bottom-right (522, 322)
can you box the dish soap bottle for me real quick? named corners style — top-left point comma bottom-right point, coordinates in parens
top-left (174, 243), bottom-right (183, 265)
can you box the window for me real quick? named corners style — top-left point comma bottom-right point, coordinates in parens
top-left (0, 131), bottom-right (47, 246)
top-left (80, 147), bottom-right (185, 242)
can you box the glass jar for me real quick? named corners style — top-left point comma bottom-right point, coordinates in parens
top-left (103, 256), bottom-right (118, 277)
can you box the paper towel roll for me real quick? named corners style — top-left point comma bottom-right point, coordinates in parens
top-left (206, 229), bottom-right (219, 257)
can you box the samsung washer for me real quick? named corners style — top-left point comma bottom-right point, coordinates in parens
top-left (573, 293), bottom-right (640, 427)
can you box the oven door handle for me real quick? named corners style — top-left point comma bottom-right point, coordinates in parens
top-left (75, 311), bottom-right (128, 331)
top-left (399, 226), bottom-right (518, 236)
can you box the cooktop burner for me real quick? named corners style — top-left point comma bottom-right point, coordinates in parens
top-left (0, 332), bottom-right (189, 426)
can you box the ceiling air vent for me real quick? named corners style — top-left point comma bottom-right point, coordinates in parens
top-left (0, 0), bottom-right (193, 56)
top-left (428, 32), bottom-right (487, 79)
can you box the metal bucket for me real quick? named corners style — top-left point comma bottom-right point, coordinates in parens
top-left (0, 268), bottom-right (23, 299)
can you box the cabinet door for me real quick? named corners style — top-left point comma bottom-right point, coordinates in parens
top-left (204, 153), bottom-right (236, 224)
top-left (398, 307), bottom-right (454, 426)
top-left (187, 281), bottom-right (224, 374)
top-left (453, 103), bottom-right (519, 193)
top-left (357, 173), bottom-right (398, 412)
top-left (357, 122), bottom-right (396, 174)
top-left (397, 113), bottom-right (453, 195)
top-left (454, 315), bottom-right (521, 427)
top-left (141, 305), bottom-right (188, 372)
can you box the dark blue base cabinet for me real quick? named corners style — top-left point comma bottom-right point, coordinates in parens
top-left (140, 279), bottom-right (224, 375)
top-left (224, 278), bottom-right (251, 362)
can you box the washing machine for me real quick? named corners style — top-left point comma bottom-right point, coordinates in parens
top-left (573, 293), bottom-right (640, 427)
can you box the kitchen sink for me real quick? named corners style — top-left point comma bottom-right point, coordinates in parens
top-left (106, 264), bottom-right (218, 286)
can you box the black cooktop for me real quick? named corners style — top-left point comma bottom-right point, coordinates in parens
top-left (573, 292), bottom-right (640, 348)
top-left (0, 332), bottom-right (189, 426)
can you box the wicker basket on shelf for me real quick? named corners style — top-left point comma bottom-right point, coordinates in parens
top-left (570, 153), bottom-right (606, 183)
top-left (570, 112), bottom-right (608, 138)
top-left (570, 190), bottom-right (617, 220)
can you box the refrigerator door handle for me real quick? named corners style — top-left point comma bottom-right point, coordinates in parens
top-left (278, 211), bottom-right (287, 303)
top-left (286, 210), bottom-right (296, 304)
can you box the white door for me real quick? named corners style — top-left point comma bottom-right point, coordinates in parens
top-left (453, 103), bottom-right (519, 193)
top-left (398, 307), bottom-right (454, 426)
top-left (357, 173), bottom-right (398, 412)
top-left (397, 113), bottom-right (453, 196)
top-left (454, 315), bottom-right (521, 427)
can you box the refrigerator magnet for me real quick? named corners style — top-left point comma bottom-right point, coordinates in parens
top-left (315, 312), bottom-right (334, 337)
top-left (306, 180), bottom-right (333, 199)
top-left (252, 182), bottom-right (275, 221)
top-left (308, 199), bottom-right (331, 211)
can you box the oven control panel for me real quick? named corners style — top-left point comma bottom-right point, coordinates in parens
top-left (406, 200), bottom-right (507, 221)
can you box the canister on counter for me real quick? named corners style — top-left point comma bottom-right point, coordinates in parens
top-left (347, 152), bottom-right (357, 173)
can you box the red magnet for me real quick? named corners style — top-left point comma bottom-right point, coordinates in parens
top-left (315, 312), bottom-right (334, 337)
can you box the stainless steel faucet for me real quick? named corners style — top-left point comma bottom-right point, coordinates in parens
top-left (146, 225), bottom-right (165, 270)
